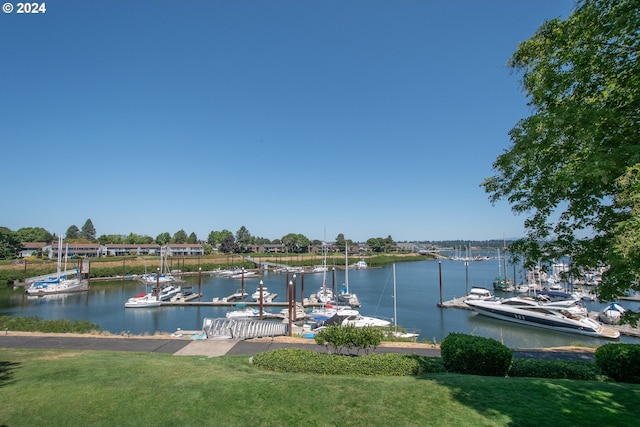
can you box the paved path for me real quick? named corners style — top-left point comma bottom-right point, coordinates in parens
top-left (0, 334), bottom-right (596, 362)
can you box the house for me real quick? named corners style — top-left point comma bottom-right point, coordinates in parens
top-left (101, 244), bottom-right (162, 257)
top-left (19, 242), bottom-right (47, 258)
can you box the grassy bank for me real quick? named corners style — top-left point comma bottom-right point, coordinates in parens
top-left (0, 252), bottom-right (432, 285)
top-left (0, 348), bottom-right (638, 426)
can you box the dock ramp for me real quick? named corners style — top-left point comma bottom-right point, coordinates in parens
top-left (202, 318), bottom-right (288, 340)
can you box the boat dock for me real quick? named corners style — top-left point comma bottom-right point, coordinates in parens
top-left (437, 297), bottom-right (472, 310)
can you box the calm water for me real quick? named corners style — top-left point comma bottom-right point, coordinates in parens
top-left (2, 259), bottom-right (639, 348)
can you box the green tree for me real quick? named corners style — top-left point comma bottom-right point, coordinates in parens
top-left (79, 219), bottom-right (96, 241)
top-left (208, 230), bottom-right (232, 246)
top-left (481, 0), bottom-right (640, 323)
top-left (335, 233), bottom-right (346, 248)
top-left (97, 234), bottom-right (125, 245)
top-left (0, 226), bottom-right (21, 259)
top-left (155, 232), bottom-right (171, 245)
top-left (367, 237), bottom-right (385, 253)
top-left (220, 234), bottom-right (237, 254)
top-left (16, 227), bottom-right (53, 243)
top-left (172, 229), bottom-right (188, 244)
top-left (187, 232), bottom-right (198, 244)
top-left (281, 233), bottom-right (310, 253)
top-left (65, 225), bottom-right (80, 240)
top-left (235, 226), bottom-right (252, 253)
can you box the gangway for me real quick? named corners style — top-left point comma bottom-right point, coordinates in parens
top-left (202, 317), bottom-right (288, 340)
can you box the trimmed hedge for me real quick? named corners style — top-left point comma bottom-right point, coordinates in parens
top-left (595, 343), bottom-right (640, 384)
top-left (314, 325), bottom-right (384, 355)
top-left (250, 348), bottom-right (446, 376)
top-left (508, 358), bottom-right (601, 381)
top-left (440, 332), bottom-right (513, 377)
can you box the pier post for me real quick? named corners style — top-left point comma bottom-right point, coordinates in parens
top-left (293, 274), bottom-right (297, 320)
top-left (288, 280), bottom-right (293, 336)
top-left (198, 267), bottom-right (202, 302)
top-left (332, 268), bottom-right (335, 297)
top-left (301, 271), bottom-right (305, 307)
top-left (465, 261), bottom-right (469, 296)
top-left (241, 268), bottom-right (245, 301)
top-left (156, 268), bottom-right (160, 301)
top-left (438, 261), bottom-right (443, 306)
top-left (259, 280), bottom-right (264, 320)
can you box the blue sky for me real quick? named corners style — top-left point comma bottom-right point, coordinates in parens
top-left (1, 0), bottom-right (574, 243)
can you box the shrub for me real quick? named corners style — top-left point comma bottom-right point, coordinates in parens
top-left (251, 348), bottom-right (446, 376)
top-left (440, 332), bottom-right (512, 377)
top-left (314, 325), bottom-right (383, 355)
top-left (0, 315), bottom-right (101, 334)
top-left (508, 358), bottom-right (601, 381)
top-left (595, 343), bottom-right (640, 384)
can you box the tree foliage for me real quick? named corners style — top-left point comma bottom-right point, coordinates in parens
top-left (220, 234), bottom-right (237, 253)
top-left (0, 227), bottom-right (21, 259)
top-left (235, 226), bottom-right (252, 253)
top-left (15, 227), bottom-right (53, 243)
top-left (367, 236), bottom-right (394, 253)
top-left (281, 233), bottom-right (310, 253)
top-left (155, 232), bottom-right (171, 245)
top-left (172, 229), bottom-right (188, 244)
top-left (80, 219), bottom-right (97, 241)
top-left (482, 0), bottom-right (640, 323)
top-left (65, 225), bottom-right (80, 240)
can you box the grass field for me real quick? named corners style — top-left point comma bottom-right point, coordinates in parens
top-left (1, 348), bottom-right (639, 426)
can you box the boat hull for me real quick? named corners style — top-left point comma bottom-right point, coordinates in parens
top-left (465, 299), bottom-right (619, 339)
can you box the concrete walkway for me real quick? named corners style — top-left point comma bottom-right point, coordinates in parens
top-left (0, 333), bottom-right (596, 361)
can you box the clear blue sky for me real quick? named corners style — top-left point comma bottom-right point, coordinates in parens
top-left (1, 0), bottom-right (574, 243)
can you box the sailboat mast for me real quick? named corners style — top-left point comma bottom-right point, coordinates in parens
top-left (345, 243), bottom-right (349, 292)
top-left (393, 263), bottom-right (397, 331)
top-left (57, 236), bottom-right (62, 280)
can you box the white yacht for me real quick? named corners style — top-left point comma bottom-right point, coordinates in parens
top-left (465, 297), bottom-right (619, 339)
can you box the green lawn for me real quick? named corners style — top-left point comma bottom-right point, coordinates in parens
top-left (1, 348), bottom-right (638, 426)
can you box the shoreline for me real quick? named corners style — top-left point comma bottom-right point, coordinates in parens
top-left (0, 330), bottom-right (599, 353)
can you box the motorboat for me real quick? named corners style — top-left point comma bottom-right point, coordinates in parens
top-left (354, 260), bottom-right (368, 270)
top-left (226, 305), bottom-right (260, 319)
top-left (597, 302), bottom-right (626, 325)
top-left (465, 297), bottom-right (620, 339)
top-left (156, 285), bottom-right (181, 301)
top-left (251, 287), bottom-right (276, 302)
top-left (465, 287), bottom-right (494, 300)
top-left (341, 312), bottom-right (391, 328)
top-left (124, 292), bottom-right (162, 308)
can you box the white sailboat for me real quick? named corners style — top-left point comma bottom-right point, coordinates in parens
top-left (25, 237), bottom-right (87, 295)
top-left (337, 244), bottom-right (356, 304)
top-left (315, 242), bottom-right (333, 303)
top-left (390, 264), bottom-right (419, 340)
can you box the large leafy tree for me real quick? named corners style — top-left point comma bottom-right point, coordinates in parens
top-left (80, 219), bottom-right (97, 241)
top-left (172, 229), bottom-right (188, 244)
top-left (16, 227), bottom-right (53, 243)
top-left (65, 225), bottom-right (80, 240)
top-left (482, 0), bottom-right (640, 323)
top-left (281, 233), bottom-right (310, 253)
top-left (155, 232), bottom-right (171, 245)
top-left (0, 227), bottom-right (21, 259)
top-left (235, 226), bottom-right (252, 253)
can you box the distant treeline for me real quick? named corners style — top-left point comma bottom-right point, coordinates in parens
top-left (415, 240), bottom-right (516, 249)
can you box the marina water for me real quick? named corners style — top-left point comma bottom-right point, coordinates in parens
top-left (2, 259), bottom-right (639, 348)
